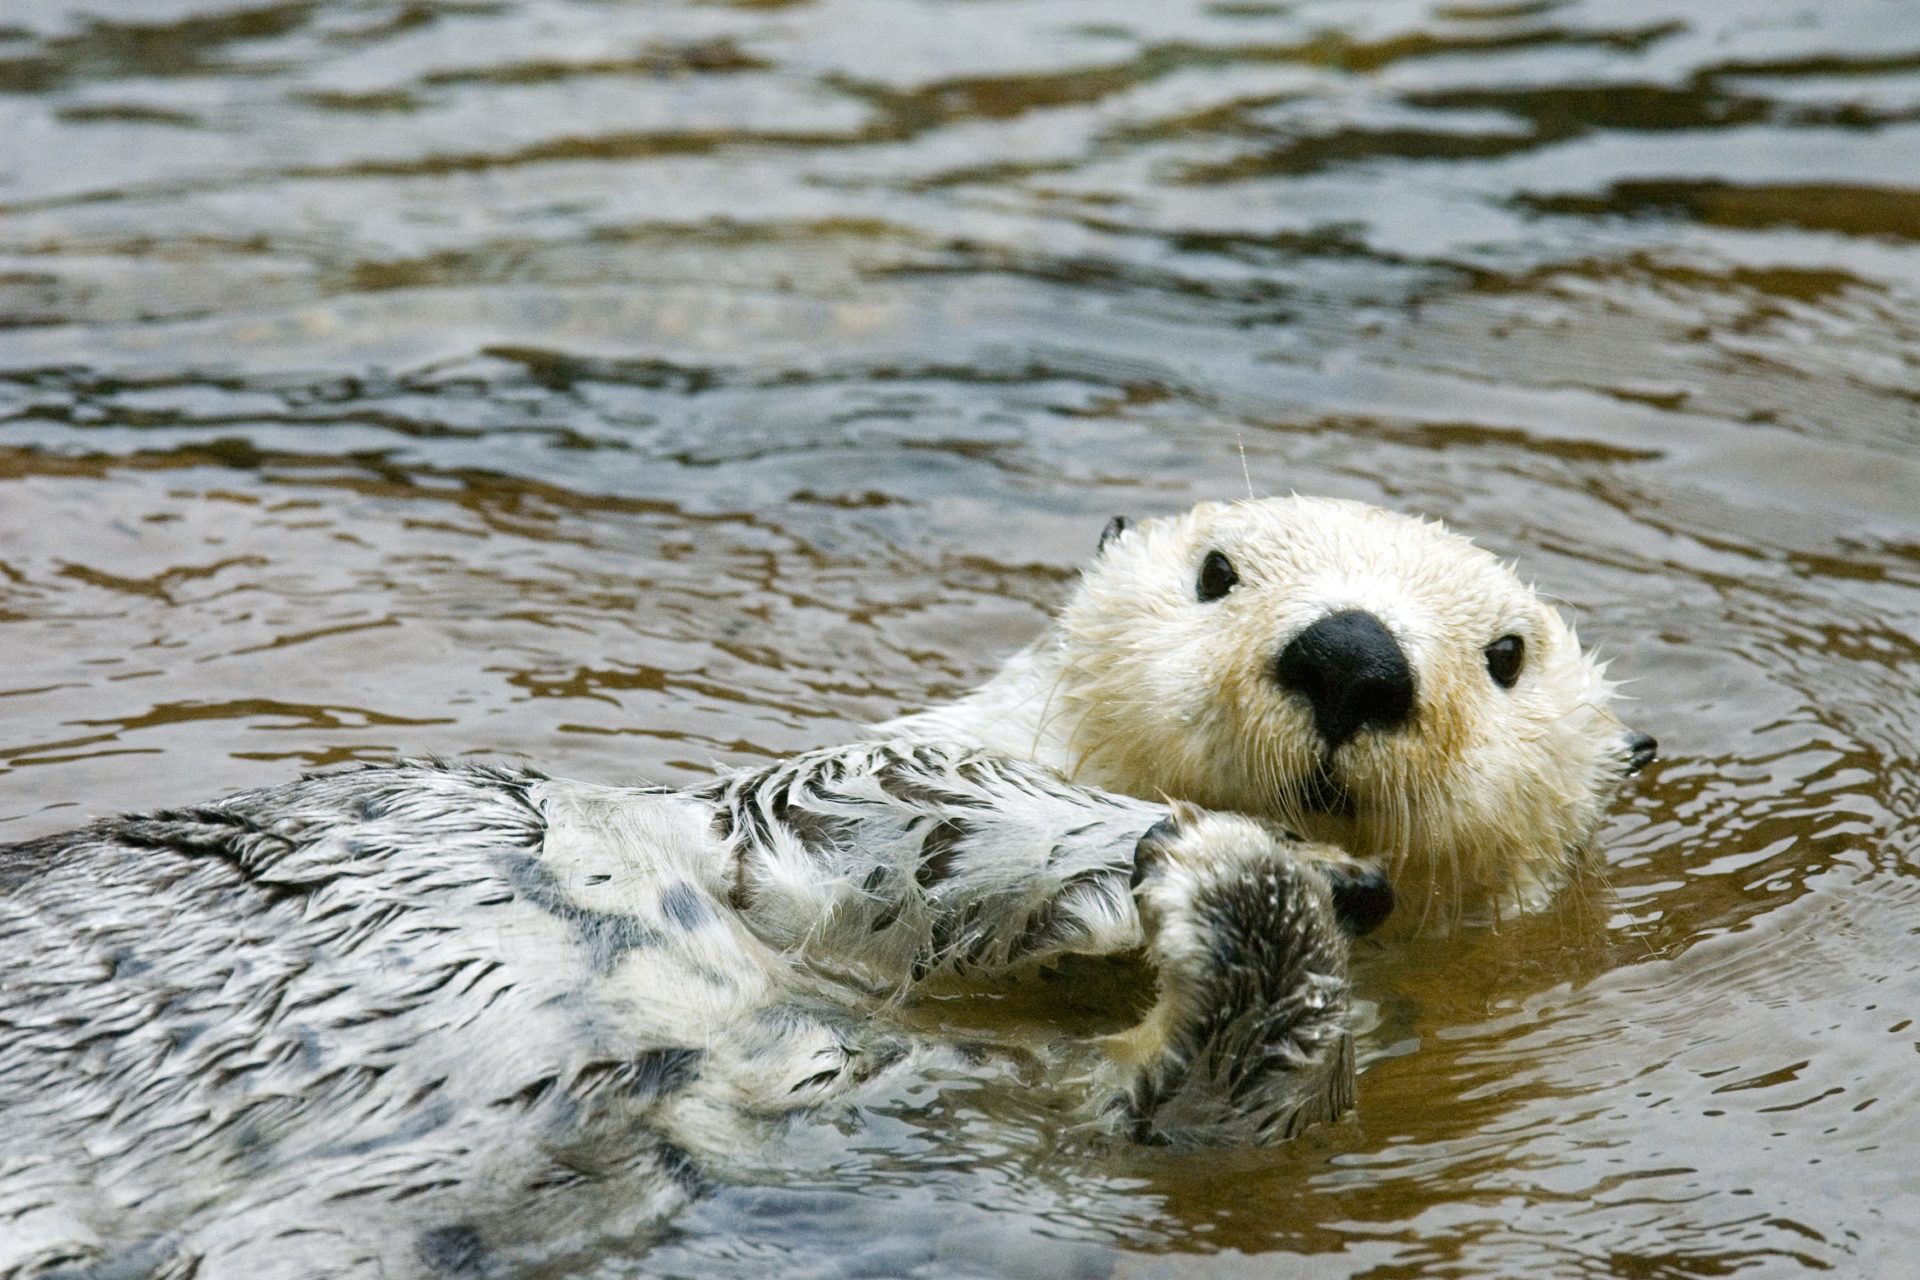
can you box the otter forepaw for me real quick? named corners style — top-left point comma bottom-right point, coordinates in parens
top-left (1107, 803), bottom-right (1362, 1145)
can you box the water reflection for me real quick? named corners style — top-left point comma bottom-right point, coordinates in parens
top-left (2, 0), bottom-right (1917, 1274)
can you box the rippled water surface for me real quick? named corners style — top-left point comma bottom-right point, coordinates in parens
top-left (3, 0), bottom-right (1918, 1275)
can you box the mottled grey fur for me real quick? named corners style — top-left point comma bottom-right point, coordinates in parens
top-left (1, 744), bottom-right (1355, 1279)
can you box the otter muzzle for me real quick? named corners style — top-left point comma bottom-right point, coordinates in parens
top-left (1274, 610), bottom-right (1417, 750)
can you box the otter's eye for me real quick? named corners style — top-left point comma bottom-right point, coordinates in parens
top-left (1196, 550), bottom-right (1238, 602)
top-left (1484, 634), bottom-right (1524, 688)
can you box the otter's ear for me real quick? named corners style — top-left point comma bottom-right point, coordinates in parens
top-left (1098, 516), bottom-right (1133, 553)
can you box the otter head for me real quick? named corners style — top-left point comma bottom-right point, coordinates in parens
top-left (1056, 497), bottom-right (1652, 927)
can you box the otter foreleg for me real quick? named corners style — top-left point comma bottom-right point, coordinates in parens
top-left (700, 794), bottom-right (1361, 1151)
top-left (702, 744), bottom-right (1362, 1146)
top-left (705, 741), bottom-right (1168, 995)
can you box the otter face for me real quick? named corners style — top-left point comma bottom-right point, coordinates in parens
top-left (1058, 497), bottom-right (1651, 925)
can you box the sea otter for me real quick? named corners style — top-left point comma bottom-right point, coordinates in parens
top-left (887, 496), bottom-right (1655, 927)
top-left (0, 493), bottom-right (1647, 1276)
top-left (0, 745), bottom-right (1378, 1279)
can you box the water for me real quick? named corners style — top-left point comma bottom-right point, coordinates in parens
top-left (2, 0), bottom-right (1917, 1274)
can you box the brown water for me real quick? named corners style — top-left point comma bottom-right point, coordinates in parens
top-left (2, 0), bottom-right (1917, 1274)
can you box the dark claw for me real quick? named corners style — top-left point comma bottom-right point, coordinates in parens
top-left (1130, 815), bottom-right (1179, 889)
top-left (1325, 864), bottom-right (1394, 938)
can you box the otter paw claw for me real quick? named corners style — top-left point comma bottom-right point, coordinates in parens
top-left (1130, 813), bottom-right (1186, 889)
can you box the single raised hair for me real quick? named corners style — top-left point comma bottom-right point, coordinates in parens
top-left (0, 744), bottom-right (1375, 1279)
top-left (889, 495), bottom-right (1655, 926)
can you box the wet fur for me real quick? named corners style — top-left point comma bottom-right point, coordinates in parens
top-left (1, 746), bottom-right (1353, 1279)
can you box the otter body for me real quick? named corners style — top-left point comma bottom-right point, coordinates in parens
top-left (1, 746), bottom-right (1365, 1280)
top-left (0, 494), bottom-right (1649, 1275)
top-left (889, 496), bottom-right (1653, 925)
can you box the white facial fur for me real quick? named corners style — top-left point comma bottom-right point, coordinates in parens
top-left (890, 496), bottom-right (1644, 927)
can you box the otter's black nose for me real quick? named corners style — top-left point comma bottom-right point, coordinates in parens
top-left (1625, 730), bottom-right (1658, 775)
top-left (1325, 864), bottom-right (1394, 938)
top-left (1274, 610), bottom-right (1416, 749)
